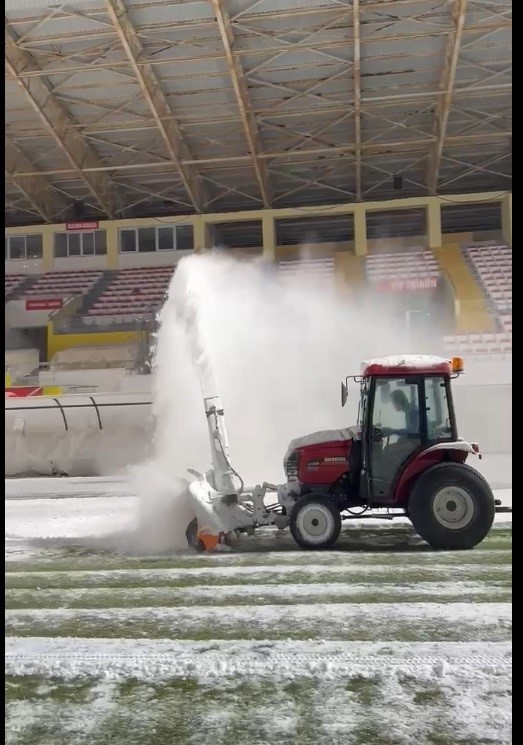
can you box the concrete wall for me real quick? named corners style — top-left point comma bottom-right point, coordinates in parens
top-left (5, 360), bottom-right (511, 476)
top-left (5, 392), bottom-right (153, 477)
top-left (6, 298), bottom-right (71, 329)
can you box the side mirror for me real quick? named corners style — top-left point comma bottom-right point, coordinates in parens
top-left (341, 381), bottom-right (348, 408)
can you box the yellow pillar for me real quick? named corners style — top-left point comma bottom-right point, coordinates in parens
top-left (106, 221), bottom-right (119, 269)
top-left (42, 227), bottom-right (54, 271)
top-left (194, 217), bottom-right (211, 253)
top-left (426, 198), bottom-right (442, 250)
top-left (501, 193), bottom-right (512, 247)
top-left (354, 205), bottom-right (367, 256)
top-left (262, 213), bottom-right (276, 261)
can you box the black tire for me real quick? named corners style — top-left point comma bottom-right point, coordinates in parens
top-left (408, 462), bottom-right (495, 550)
top-left (185, 518), bottom-right (205, 552)
top-left (289, 495), bottom-right (342, 550)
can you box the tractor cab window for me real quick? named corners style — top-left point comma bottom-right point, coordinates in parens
top-left (368, 377), bottom-right (422, 499)
top-left (424, 376), bottom-right (453, 442)
top-left (372, 378), bottom-right (421, 437)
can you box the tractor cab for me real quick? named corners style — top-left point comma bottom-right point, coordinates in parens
top-left (345, 355), bottom-right (465, 506)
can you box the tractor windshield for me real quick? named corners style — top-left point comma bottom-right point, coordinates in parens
top-left (369, 374), bottom-right (454, 443)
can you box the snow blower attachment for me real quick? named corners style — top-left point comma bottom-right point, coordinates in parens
top-left (185, 355), bottom-right (511, 553)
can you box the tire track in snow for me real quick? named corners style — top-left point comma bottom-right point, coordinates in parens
top-left (5, 637), bottom-right (512, 682)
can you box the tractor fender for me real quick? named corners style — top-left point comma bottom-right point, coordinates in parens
top-left (393, 441), bottom-right (476, 505)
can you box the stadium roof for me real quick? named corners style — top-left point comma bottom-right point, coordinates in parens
top-left (5, 0), bottom-right (512, 240)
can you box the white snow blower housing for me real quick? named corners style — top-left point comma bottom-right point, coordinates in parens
top-left (185, 355), bottom-right (510, 552)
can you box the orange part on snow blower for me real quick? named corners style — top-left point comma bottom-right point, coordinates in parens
top-left (197, 528), bottom-right (221, 552)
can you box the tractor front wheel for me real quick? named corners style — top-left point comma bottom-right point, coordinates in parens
top-left (289, 495), bottom-right (342, 550)
top-left (185, 518), bottom-right (205, 552)
top-left (408, 462), bottom-right (495, 550)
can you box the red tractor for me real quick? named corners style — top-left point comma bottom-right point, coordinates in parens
top-left (186, 355), bottom-right (508, 551)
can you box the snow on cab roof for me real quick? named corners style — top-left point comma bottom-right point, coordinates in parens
top-left (361, 355), bottom-right (452, 376)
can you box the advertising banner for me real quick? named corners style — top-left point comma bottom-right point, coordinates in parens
top-left (25, 299), bottom-right (64, 311)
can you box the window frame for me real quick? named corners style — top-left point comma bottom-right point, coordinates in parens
top-left (423, 375), bottom-right (456, 443)
top-left (53, 230), bottom-right (107, 257)
top-left (118, 225), bottom-right (190, 253)
top-left (5, 233), bottom-right (43, 261)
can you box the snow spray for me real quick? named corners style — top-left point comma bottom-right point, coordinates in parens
top-left (123, 251), bottom-right (419, 552)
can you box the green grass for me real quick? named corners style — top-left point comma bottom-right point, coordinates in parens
top-left (5, 612), bottom-right (512, 643)
top-left (4, 564), bottom-right (512, 593)
top-left (5, 673), bottom-right (511, 745)
top-left (5, 522), bottom-right (512, 745)
top-left (4, 527), bottom-right (511, 574)
top-left (5, 585), bottom-right (512, 610)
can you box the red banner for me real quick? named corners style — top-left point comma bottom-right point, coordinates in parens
top-left (375, 277), bottom-right (438, 293)
top-left (25, 298), bottom-right (63, 311)
top-left (5, 386), bottom-right (42, 397)
top-left (65, 221), bottom-right (99, 231)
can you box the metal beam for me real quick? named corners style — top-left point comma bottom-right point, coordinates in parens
top-left (210, 0), bottom-right (273, 207)
top-left (353, 0), bottom-right (362, 201)
top-left (5, 26), bottom-right (119, 218)
top-left (9, 130), bottom-right (512, 178)
top-left (427, 0), bottom-right (468, 194)
top-left (104, 0), bottom-right (206, 212)
top-left (5, 137), bottom-right (57, 222)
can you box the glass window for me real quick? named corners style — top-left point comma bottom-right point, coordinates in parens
top-left (94, 230), bottom-right (107, 255)
top-left (138, 227), bottom-right (156, 252)
top-left (119, 224), bottom-right (194, 253)
top-left (68, 233), bottom-right (81, 256)
top-left (372, 378), bottom-right (421, 437)
top-left (26, 235), bottom-right (43, 259)
top-left (120, 229), bottom-right (136, 252)
top-left (82, 232), bottom-right (95, 255)
top-left (424, 376), bottom-right (453, 441)
top-left (158, 227), bottom-right (175, 250)
top-left (9, 236), bottom-right (25, 259)
top-left (54, 233), bottom-right (68, 257)
top-left (54, 230), bottom-right (107, 257)
top-left (177, 224), bottom-right (193, 251)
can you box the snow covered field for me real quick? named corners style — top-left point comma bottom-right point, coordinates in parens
top-left (5, 476), bottom-right (512, 745)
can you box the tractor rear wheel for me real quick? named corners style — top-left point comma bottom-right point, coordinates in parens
top-left (289, 495), bottom-right (342, 550)
top-left (408, 462), bottom-right (495, 550)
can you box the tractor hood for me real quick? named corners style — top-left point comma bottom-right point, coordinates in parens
top-left (284, 426), bottom-right (360, 463)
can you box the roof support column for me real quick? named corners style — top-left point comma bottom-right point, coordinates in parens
top-left (194, 218), bottom-right (212, 253)
top-left (262, 213), bottom-right (276, 261)
top-left (426, 198), bottom-right (442, 250)
top-left (501, 193), bottom-right (512, 248)
top-left (42, 230), bottom-right (54, 272)
top-left (354, 205), bottom-right (367, 256)
top-left (106, 223), bottom-right (119, 269)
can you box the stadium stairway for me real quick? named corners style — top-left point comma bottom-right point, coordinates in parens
top-left (78, 271), bottom-right (117, 314)
top-left (5, 275), bottom-right (39, 301)
top-left (433, 243), bottom-right (495, 333)
top-left (334, 252), bottom-right (366, 297)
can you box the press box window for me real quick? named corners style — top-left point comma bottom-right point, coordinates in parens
top-left (119, 224), bottom-right (193, 252)
top-left (5, 234), bottom-right (43, 260)
top-left (54, 231), bottom-right (107, 257)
